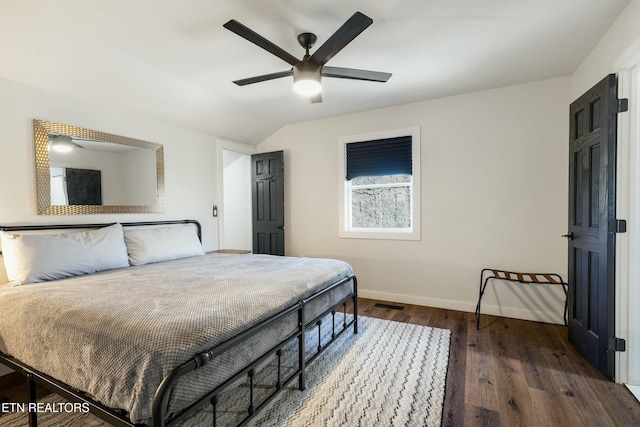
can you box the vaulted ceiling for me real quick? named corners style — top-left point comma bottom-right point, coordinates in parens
top-left (0, 0), bottom-right (629, 144)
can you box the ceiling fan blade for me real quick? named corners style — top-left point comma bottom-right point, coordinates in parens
top-left (310, 93), bottom-right (322, 104)
top-left (233, 70), bottom-right (293, 86)
top-left (71, 136), bottom-right (100, 143)
top-left (224, 20), bottom-right (299, 66)
top-left (309, 12), bottom-right (373, 67)
top-left (322, 66), bottom-right (391, 82)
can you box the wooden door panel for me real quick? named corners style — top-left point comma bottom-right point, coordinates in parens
top-left (570, 245), bottom-right (605, 369)
top-left (255, 180), bottom-right (275, 221)
top-left (572, 143), bottom-right (601, 235)
top-left (568, 74), bottom-right (617, 379)
top-left (254, 231), bottom-right (282, 255)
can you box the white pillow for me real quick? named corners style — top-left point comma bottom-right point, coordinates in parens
top-left (123, 225), bottom-right (204, 266)
top-left (0, 223), bottom-right (129, 286)
top-left (0, 254), bottom-right (8, 285)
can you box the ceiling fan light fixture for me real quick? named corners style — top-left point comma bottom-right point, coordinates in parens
top-left (293, 78), bottom-right (322, 96)
top-left (293, 63), bottom-right (322, 96)
top-left (49, 135), bottom-right (75, 153)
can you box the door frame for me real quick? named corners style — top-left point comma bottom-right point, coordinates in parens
top-left (216, 139), bottom-right (256, 251)
top-left (614, 45), bottom-right (640, 385)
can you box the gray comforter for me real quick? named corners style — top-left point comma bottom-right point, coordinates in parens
top-left (0, 253), bottom-right (354, 424)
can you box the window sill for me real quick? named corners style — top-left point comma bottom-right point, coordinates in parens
top-left (339, 229), bottom-right (420, 241)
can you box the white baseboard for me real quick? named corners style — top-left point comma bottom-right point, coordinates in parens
top-left (358, 289), bottom-right (565, 325)
top-left (625, 384), bottom-right (640, 403)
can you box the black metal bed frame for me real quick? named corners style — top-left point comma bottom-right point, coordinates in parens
top-left (0, 220), bottom-right (358, 427)
top-left (0, 219), bottom-right (202, 242)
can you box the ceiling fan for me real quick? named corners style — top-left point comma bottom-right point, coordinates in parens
top-left (48, 134), bottom-right (85, 152)
top-left (48, 134), bottom-right (101, 152)
top-left (223, 11), bottom-right (392, 103)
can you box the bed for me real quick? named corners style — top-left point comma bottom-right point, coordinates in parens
top-left (0, 220), bottom-right (357, 427)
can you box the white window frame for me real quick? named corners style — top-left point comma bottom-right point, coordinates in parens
top-left (338, 127), bottom-right (421, 240)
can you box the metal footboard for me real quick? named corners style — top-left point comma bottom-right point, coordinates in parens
top-left (152, 274), bottom-right (358, 427)
top-left (0, 274), bottom-right (358, 427)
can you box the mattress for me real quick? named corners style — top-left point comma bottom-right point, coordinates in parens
top-left (0, 253), bottom-right (354, 424)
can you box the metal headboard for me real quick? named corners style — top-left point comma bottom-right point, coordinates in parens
top-left (0, 219), bottom-right (202, 242)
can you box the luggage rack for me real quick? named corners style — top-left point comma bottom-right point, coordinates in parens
top-left (475, 268), bottom-right (568, 329)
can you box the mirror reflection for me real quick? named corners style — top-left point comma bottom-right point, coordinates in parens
top-left (35, 120), bottom-right (165, 215)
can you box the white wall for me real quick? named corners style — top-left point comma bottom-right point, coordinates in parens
top-left (572, 0), bottom-right (640, 99)
top-left (119, 148), bottom-right (158, 205)
top-left (0, 76), bottom-right (220, 250)
top-left (258, 77), bottom-right (571, 324)
top-left (50, 147), bottom-right (126, 205)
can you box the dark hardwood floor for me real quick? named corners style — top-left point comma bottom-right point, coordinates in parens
top-left (1, 297), bottom-right (639, 426)
top-left (357, 298), bottom-right (640, 427)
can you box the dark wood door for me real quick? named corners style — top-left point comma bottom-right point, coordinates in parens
top-left (567, 74), bottom-right (617, 380)
top-left (251, 151), bottom-right (284, 255)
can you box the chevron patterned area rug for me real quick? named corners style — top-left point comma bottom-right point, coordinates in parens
top-left (1, 316), bottom-right (451, 427)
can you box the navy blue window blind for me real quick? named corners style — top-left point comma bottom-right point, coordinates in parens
top-left (345, 136), bottom-right (412, 181)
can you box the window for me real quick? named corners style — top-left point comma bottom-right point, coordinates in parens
top-left (338, 127), bottom-right (420, 240)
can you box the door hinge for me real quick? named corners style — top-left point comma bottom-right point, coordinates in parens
top-left (608, 219), bottom-right (627, 233)
top-left (609, 337), bottom-right (626, 352)
top-left (618, 98), bottom-right (629, 113)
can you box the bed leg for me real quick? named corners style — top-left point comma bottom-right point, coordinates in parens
top-left (26, 373), bottom-right (38, 427)
top-left (210, 396), bottom-right (218, 427)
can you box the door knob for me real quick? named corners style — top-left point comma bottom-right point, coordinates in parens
top-left (562, 232), bottom-right (574, 240)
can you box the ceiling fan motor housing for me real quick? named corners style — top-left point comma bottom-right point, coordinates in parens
top-left (294, 61), bottom-right (321, 81)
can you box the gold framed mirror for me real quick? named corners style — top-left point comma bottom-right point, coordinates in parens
top-left (34, 119), bottom-right (165, 215)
